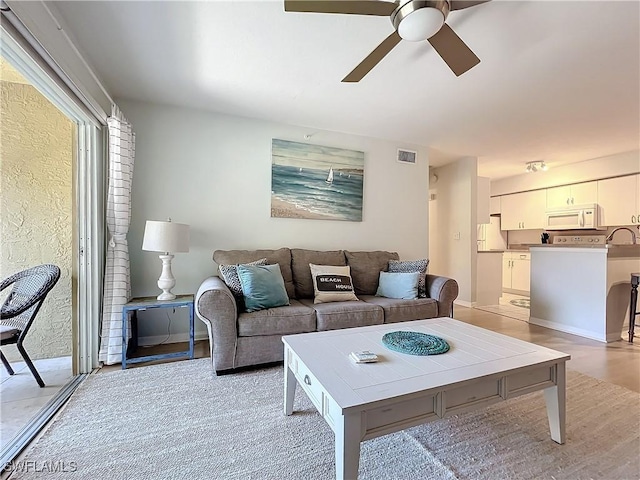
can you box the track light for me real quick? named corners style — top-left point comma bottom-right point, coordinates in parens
top-left (525, 161), bottom-right (548, 173)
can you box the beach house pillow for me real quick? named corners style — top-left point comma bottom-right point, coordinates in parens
top-left (219, 258), bottom-right (268, 301)
top-left (309, 264), bottom-right (359, 304)
top-left (376, 271), bottom-right (420, 299)
top-left (236, 264), bottom-right (290, 313)
top-left (388, 259), bottom-right (429, 298)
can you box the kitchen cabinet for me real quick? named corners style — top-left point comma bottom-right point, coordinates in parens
top-left (546, 181), bottom-right (597, 210)
top-left (597, 174), bottom-right (639, 226)
top-left (503, 252), bottom-right (530, 294)
top-left (490, 196), bottom-right (501, 215)
top-left (500, 190), bottom-right (546, 230)
top-left (502, 254), bottom-right (512, 290)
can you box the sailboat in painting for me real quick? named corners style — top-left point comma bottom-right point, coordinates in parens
top-left (325, 166), bottom-right (334, 184)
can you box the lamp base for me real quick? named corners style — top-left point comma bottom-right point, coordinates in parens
top-left (156, 254), bottom-right (177, 301)
top-left (157, 291), bottom-right (177, 301)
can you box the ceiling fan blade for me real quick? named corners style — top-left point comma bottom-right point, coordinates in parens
top-left (284, 0), bottom-right (397, 16)
top-left (428, 23), bottom-right (480, 76)
top-left (448, 0), bottom-right (491, 11)
top-left (342, 31), bottom-right (402, 82)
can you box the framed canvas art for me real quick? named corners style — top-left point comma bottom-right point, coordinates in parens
top-left (271, 139), bottom-right (364, 221)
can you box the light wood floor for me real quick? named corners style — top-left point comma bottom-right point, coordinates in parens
top-left (454, 305), bottom-right (640, 392)
top-left (105, 304), bottom-right (640, 393)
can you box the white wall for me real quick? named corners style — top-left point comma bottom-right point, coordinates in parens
top-left (491, 150), bottom-right (640, 196)
top-left (118, 99), bottom-right (430, 340)
top-left (428, 156), bottom-right (478, 306)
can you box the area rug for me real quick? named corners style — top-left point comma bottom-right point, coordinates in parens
top-left (8, 359), bottom-right (639, 480)
top-left (510, 298), bottom-right (531, 309)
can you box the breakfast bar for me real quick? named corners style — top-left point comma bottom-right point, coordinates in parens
top-left (529, 244), bottom-right (640, 342)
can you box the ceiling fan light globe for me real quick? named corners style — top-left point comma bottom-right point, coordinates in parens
top-left (398, 8), bottom-right (444, 42)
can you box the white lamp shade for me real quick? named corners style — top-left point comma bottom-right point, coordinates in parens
top-left (142, 220), bottom-right (190, 253)
top-left (398, 8), bottom-right (444, 42)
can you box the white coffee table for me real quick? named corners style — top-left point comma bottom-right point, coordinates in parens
top-left (283, 318), bottom-right (570, 480)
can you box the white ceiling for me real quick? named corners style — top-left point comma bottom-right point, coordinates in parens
top-left (51, 0), bottom-right (640, 179)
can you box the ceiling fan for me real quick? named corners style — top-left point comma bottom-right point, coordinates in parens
top-left (284, 0), bottom-right (491, 82)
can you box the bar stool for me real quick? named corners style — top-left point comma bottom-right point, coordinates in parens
top-left (630, 273), bottom-right (640, 343)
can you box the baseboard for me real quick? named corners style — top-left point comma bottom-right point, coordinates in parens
top-left (503, 288), bottom-right (530, 296)
top-left (138, 332), bottom-right (208, 347)
top-left (606, 332), bottom-right (625, 342)
top-left (454, 299), bottom-right (473, 308)
top-left (528, 317), bottom-right (609, 343)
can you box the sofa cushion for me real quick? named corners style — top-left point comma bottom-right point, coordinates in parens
top-left (388, 258), bottom-right (429, 298)
top-left (214, 248), bottom-right (295, 299)
top-left (345, 250), bottom-right (400, 296)
top-left (237, 264), bottom-right (290, 313)
top-left (360, 295), bottom-right (438, 324)
top-left (291, 249), bottom-right (346, 299)
top-left (309, 264), bottom-right (359, 304)
top-left (376, 271), bottom-right (420, 299)
top-left (299, 298), bottom-right (383, 331)
top-left (237, 299), bottom-right (316, 337)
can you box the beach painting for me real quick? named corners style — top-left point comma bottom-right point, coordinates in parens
top-left (271, 139), bottom-right (364, 221)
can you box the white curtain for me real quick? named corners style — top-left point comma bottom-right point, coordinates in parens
top-left (99, 105), bottom-right (135, 365)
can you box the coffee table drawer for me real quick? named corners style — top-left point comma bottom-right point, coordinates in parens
top-left (293, 360), bottom-right (324, 411)
top-left (508, 365), bottom-right (555, 396)
top-left (444, 378), bottom-right (502, 414)
top-left (365, 395), bottom-right (436, 436)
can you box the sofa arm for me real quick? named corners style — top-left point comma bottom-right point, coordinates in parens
top-left (196, 276), bottom-right (238, 373)
top-left (425, 274), bottom-right (459, 317)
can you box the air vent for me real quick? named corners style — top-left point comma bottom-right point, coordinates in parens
top-left (397, 149), bottom-right (417, 164)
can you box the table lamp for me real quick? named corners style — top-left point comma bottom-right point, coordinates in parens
top-left (142, 219), bottom-right (190, 300)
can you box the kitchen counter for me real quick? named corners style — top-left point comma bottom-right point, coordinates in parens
top-left (529, 245), bottom-right (640, 342)
top-left (529, 244), bottom-right (639, 250)
top-left (506, 244), bottom-right (532, 251)
top-left (608, 245), bottom-right (640, 255)
top-left (477, 250), bottom-right (505, 253)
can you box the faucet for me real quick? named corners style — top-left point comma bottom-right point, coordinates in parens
top-left (606, 227), bottom-right (638, 245)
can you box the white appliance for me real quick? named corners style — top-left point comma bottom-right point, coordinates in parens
top-left (544, 204), bottom-right (603, 230)
top-left (477, 216), bottom-right (507, 251)
top-left (552, 234), bottom-right (607, 245)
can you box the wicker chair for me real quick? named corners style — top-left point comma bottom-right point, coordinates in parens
top-left (0, 264), bottom-right (61, 387)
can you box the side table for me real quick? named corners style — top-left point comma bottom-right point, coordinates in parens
top-left (122, 294), bottom-right (195, 369)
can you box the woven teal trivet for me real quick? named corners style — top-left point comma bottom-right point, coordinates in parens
top-left (382, 331), bottom-right (450, 356)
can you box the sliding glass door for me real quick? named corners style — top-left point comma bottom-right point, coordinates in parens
top-left (1, 24), bottom-right (105, 375)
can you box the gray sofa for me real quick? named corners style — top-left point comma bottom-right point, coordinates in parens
top-left (196, 248), bottom-right (459, 374)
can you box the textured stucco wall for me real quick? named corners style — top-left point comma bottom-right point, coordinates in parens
top-left (0, 61), bottom-right (73, 361)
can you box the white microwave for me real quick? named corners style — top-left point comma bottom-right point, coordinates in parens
top-left (544, 204), bottom-right (604, 230)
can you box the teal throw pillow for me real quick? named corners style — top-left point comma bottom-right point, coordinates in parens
top-left (237, 264), bottom-right (290, 312)
top-left (388, 259), bottom-right (429, 298)
top-left (375, 271), bottom-right (420, 300)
